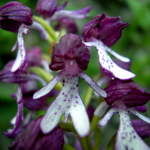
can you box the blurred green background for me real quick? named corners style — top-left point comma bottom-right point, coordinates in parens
top-left (0, 0), bottom-right (150, 149)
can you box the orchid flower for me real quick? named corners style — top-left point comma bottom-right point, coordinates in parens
top-left (82, 13), bottom-right (135, 80)
top-left (33, 33), bottom-right (107, 137)
top-left (95, 79), bottom-right (150, 150)
top-left (36, 0), bottom-right (92, 23)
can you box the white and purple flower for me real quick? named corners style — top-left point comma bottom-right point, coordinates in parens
top-left (33, 33), bottom-right (107, 137)
top-left (82, 13), bottom-right (135, 80)
top-left (95, 79), bottom-right (150, 150)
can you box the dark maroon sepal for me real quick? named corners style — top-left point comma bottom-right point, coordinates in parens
top-left (0, 61), bottom-right (29, 83)
top-left (104, 79), bottom-right (150, 107)
top-left (8, 116), bottom-right (64, 150)
top-left (36, 0), bottom-right (58, 18)
top-left (82, 13), bottom-right (129, 47)
top-left (132, 119), bottom-right (150, 139)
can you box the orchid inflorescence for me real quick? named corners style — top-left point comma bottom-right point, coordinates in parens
top-left (0, 0), bottom-right (150, 150)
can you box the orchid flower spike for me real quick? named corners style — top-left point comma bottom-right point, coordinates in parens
top-left (95, 79), bottom-right (150, 150)
top-left (33, 33), bottom-right (107, 137)
top-left (82, 13), bottom-right (135, 80)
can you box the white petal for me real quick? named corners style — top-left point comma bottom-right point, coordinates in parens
top-left (78, 69), bottom-right (107, 97)
top-left (11, 24), bottom-right (27, 72)
top-left (99, 107), bottom-right (118, 127)
top-left (94, 101), bottom-right (109, 117)
top-left (70, 95), bottom-right (90, 137)
top-left (41, 95), bottom-right (66, 134)
top-left (11, 48), bottom-right (26, 72)
top-left (105, 45), bottom-right (130, 62)
top-left (129, 108), bottom-right (150, 124)
top-left (83, 41), bottom-right (135, 80)
top-left (115, 109), bottom-right (150, 150)
top-left (33, 70), bottom-right (64, 99)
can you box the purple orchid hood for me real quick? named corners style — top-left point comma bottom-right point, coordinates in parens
top-left (33, 33), bottom-right (107, 137)
top-left (55, 17), bottom-right (78, 34)
top-left (0, 1), bottom-right (33, 33)
top-left (50, 33), bottom-right (90, 71)
top-left (104, 79), bottom-right (150, 107)
top-left (82, 13), bottom-right (129, 47)
top-left (9, 116), bottom-right (64, 150)
top-left (36, 0), bottom-right (58, 18)
top-left (0, 60), bottom-right (29, 83)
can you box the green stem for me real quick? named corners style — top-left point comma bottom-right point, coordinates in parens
top-left (63, 145), bottom-right (76, 150)
top-left (78, 136), bottom-right (93, 150)
top-left (58, 122), bottom-right (76, 134)
top-left (84, 73), bottom-right (101, 108)
top-left (94, 126), bottom-right (101, 150)
top-left (90, 116), bottom-right (100, 133)
top-left (29, 67), bottom-right (62, 90)
top-left (33, 15), bottom-right (57, 42)
top-left (78, 137), bottom-right (89, 150)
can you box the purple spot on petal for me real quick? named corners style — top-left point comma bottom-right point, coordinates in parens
top-left (67, 106), bottom-right (70, 109)
top-left (64, 99), bottom-right (66, 102)
top-left (58, 105), bottom-right (61, 110)
top-left (76, 101), bottom-right (78, 103)
top-left (74, 105), bottom-right (76, 107)
top-left (55, 112), bottom-right (57, 115)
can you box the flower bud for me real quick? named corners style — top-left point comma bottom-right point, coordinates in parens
top-left (0, 1), bottom-right (33, 32)
top-left (36, 0), bottom-right (58, 18)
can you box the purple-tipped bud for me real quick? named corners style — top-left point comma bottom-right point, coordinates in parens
top-left (9, 116), bottom-right (64, 150)
top-left (55, 17), bottom-right (78, 34)
top-left (0, 61), bottom-right (29, 83)
top-left (82, 13), bottom-right (129, 47)
top-left (104, 79), bottom-right (150, 107)
top-left (131, 120), bottom-right (150, 139)
top-left (49, 33), bottom-right (90, 71)
top-left (0, 1), bottom-right (33, 32)
top-left (36, 0), bottom-right (58, 18)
